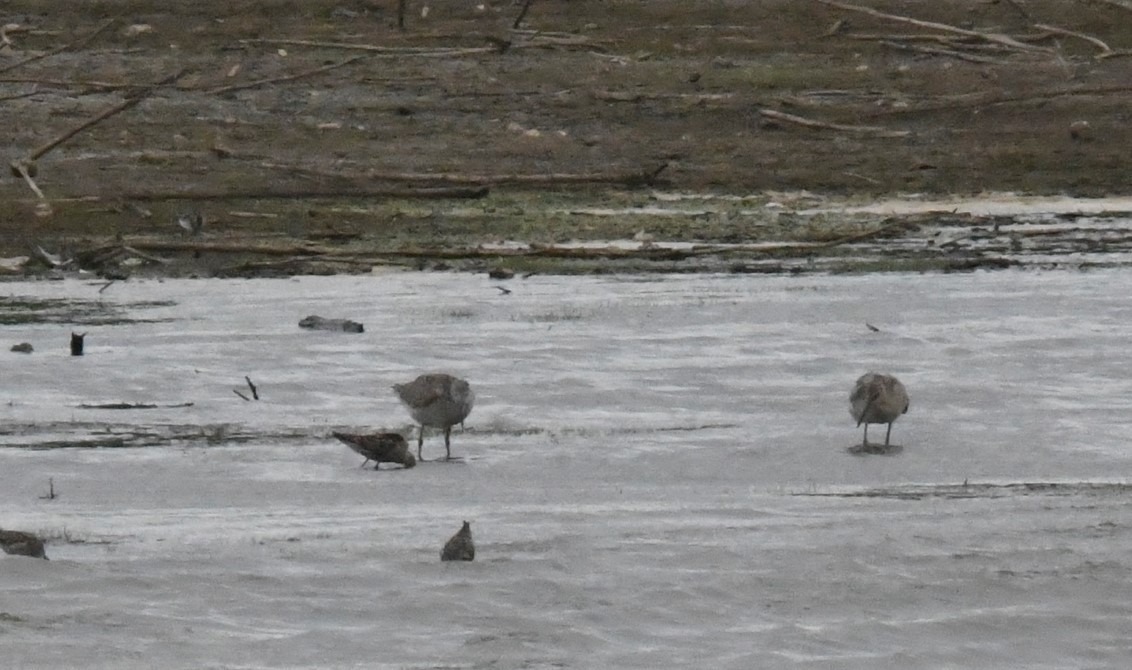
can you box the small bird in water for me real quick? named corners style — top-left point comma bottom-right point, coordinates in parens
top-left (393, 373), bottom-right (474, 461)
top-left (849, 372), bottom-right (909, 450)
top-left (332, 431), bottom-right (416, 470)
top-left (0, 529), bottom-right (48, 559)
top-left (440, 521), bottom-right (475, 562)
top-left (176, 210), bottom-right (204, 236)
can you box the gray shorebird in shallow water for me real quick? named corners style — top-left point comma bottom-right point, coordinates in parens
top-left (393, 373), bottom-right (474, 461)
top-left (440, 521), bottom-right (475, 561)
top-left (849, 372), bottom-right (910, 451)
top-left (332, 431), bottom-right (416, 470)
top-left (0, 529), bottom-right (48, 559)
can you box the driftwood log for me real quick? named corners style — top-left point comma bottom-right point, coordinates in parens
top-left (299, 315), bottom-right (364, 333)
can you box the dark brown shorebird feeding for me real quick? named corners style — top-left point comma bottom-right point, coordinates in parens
top-left (440, 521), bottom-right (475, 562)
top-left (849, 372), bottom-right (909, 455)
top-left (331, 431), bottom-right (415, 470)
top-left (393, 373), bottom-right (475, 461)
top-left (0, 529), bottom-right (48, 559)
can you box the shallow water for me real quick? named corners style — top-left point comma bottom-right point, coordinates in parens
top-left (2, 270), bottom-right (1132, 668)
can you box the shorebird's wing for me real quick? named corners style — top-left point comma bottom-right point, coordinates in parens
top-left (401, 380), bottom-right (446, 408)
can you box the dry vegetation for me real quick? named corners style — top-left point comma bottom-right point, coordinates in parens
top-left (2, 0), bottom-right (1132, 275)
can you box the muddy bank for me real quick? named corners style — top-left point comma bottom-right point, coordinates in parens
top-left (2, 1), bottom-right (1132, 275)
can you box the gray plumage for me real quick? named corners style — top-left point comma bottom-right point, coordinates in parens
top-left (849, 372), bottom-right (910, 448)
top-left (332, 431), bottom-right (416, 469)
top-left (0, 529), bottom-right (48, 559)
top-left (440, 521), bottom-right (475, 562)
top-left (393, 373), bottom-right (474, 461)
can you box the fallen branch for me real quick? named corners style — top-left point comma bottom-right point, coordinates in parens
top-left (104, 185), bottom-right (490, 202)
top-left (38, 478), bottom-right (57, 501)
top-left (207, 55), bottom-right (367, 95)
top-left (365, 164), bottom-right (669, 187)
top-left (813, 0), bottom-right (1052, 54)
top-left (817, 219), bottom-right (917, 248)
top-left (240, 38), bottom-right (503, 57)
top-left (759, 108), bottom-right (910, 137)
top-left (1032, 23), bottom-right (1113, 57)
top-left (77, 402), bottom-right (195, 409)
top-left (868, 84), bottom-right (1132, 117)
top-left (0, 76), bottom-right (132, 90)
top-left (10, 69), bottom-right (187, 193)
top-left (513, 0), bottom-right (537, 29)
top-left (879, 40), bottom-right (1008, 64)
top-left (256, 160), bottom-right (670, 188)
top-left (0, 19), bottom-right (116, 75)
top-left (1086, 0), bottom-right (1132, 11)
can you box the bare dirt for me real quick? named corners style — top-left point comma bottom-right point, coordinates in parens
top-left (3, 0), bottom-right (1132, 277)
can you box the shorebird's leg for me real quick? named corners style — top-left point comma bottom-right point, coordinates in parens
top-left (884, 422), bottom-right (893, 446)
top-left (444, 426), bottom-right (452, 460)
top-left (417, 427), bottom-right (425, 460)
top-left (862, 423), bottom-right (870, 447)
top-left (373, 462), bottom-right (382, 471)
top-left (359, 458), bottom-right (371, 469)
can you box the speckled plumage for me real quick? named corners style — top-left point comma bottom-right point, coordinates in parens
top-left (440, 521), bottom-right (475, 562)
top-left (332, 431), bottom-right (416, 469)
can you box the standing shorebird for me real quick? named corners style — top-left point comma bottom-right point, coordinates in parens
top-left (0, 529), bottom-right (48, 559)
top-left (393, 373), bottom-right (474, 461)
top-left (440, 521), bottom-right (475, 562)
top-left (849, 372), bottom-right (910, 449)
top-left (331, 431), bottom-right (416, 470)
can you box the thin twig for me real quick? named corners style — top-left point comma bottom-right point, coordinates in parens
top-left (239, 38), bottom-right (498, 57)
top-left (813, 0), bottom-right (1052, 53)
top-left (513, 0), bottom-right (536, 29)
top-left (759, 108), bottom-right (911, 137)
top-left (207, 55), bottom-right (367, 95)
top-left (24, 68), bottom-right (187, 163)
top-left (233, 389), bottom-right (251, 401)
top-left (880, 40), bottom-right (1008, 64)
top-left (1032, 23), bottom-right (1112, 56)
top-left (0, 19), bottom-right (116, 75)
top-left (244, 376), bottom-right (259, 400)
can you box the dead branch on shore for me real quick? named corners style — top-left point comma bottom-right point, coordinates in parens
top-left (0, 76), bottom-right (132, 91)
top-left (878, 40), bottom-right (1009, 64)
top-left (817, 219), bottom-right (917, 248)
top-left (9, 68), bottom-right (187, 199)
top-left (867, 84), bottom-right (1132, 117)
top-left (78, 402), bottom-right (195, 409)
top-left (813, 0), bottom-right (1053, 54)
top-left (207, 55), bottom-right (368, 95)
top-left (0, 19), bottom-right (117, 75)
top-left (244, 377), bottom-right (259, 400)
top-left (759, 108), bottom-right (910, 138)
top-left (513, 0), bottom-right (536, 29)
top-left (255, 160), bottom-right (669, 188)
top-left (239, 38), bottom-right (504, 57)
top-left (1086, 0), bottom-right (1132, 11)
top-left (103, 185), bottom-right (490, 202)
